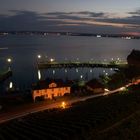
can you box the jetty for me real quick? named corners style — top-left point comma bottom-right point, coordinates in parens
top-left (38, 61), bottom-right (128, 69)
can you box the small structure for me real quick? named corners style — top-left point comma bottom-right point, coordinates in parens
top-left (32, 79), bottom-right (71, 102)
top-left (127, 49), bottom-right (140, 67)
top-left (86, 79), bottom-right (104, 93)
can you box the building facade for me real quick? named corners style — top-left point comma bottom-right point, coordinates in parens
top-left (32, 82), bottom-right (71, 102)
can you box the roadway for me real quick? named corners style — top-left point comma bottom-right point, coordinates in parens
top-left (0, 85), bottom-right (129, 124)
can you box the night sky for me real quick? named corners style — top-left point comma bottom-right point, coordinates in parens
top-left (1, 0), bottom-right (140, 34)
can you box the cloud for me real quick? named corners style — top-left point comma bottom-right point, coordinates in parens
top-left (0, 10), bottom-right (140, 33)
top-left (46, 11), bottom-right (106, 18)
top-left (128, 9), bottom-right (140, 15)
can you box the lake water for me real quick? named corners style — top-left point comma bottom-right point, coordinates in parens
top-left (0, 35), bottom-right (140, 92)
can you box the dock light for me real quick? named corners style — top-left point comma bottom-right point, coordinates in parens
top-left (53, 70), bottom-right (55, 75)
top-left (37, 55), bottom-right (41, 59)
top-left (80, 75), bottom-right (83, 79)
top-left (7, 58), bottom-right (12, 63)
top-left (105, 73), bottom-right (108, 76)
top-left (61, 101), bottom-right (66, 109)
top-left (50, 58), bottom-right (54, 62)
top-left (90, 69), bottom-right (92, 73)
top-left (65, 69), bottom-right (67, 73)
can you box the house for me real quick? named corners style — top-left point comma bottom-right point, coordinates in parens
top-left (127, 49), bottom-right (140, 67)
top-left (32, 79), bottom-right (71, 102)
top-left (86, 79), bottom-right (104, 93)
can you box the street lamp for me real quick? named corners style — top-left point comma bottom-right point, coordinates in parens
top-left (37, 55), bottom-right (42, 59)
top-left (50, 58), bottom-right (55, 62)
top-left (7, 58), bottom-right (12, 70)
top-left (7, 58), bottom-right (12, 63)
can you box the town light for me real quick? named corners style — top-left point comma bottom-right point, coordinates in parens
top-left (105, 72), bottom-right (108, 76)
top-left (61, 101), bottom-right (66, 109)
top-left (80, 75), bottom-right (83, 79)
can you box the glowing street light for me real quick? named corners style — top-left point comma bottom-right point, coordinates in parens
top-left (61, 101), bottom-right (66, 109)
top-left (37, 55), bottom-right (42, 59)
top-left (105, 72), bottom-right (108, 76)
top-left (7, 58), bottom-right (12, 63)
top-left (80, 75), bottom-right (83, 79)
top-left (50, 58), bottom-right (55, 62)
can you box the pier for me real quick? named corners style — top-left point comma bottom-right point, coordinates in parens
top-left (0, 69), bottom-right (12, 82)
top-left (38, 61), bottom-right (128, 69)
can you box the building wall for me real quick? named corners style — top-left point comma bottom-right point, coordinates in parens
top-left (32, 86), bottom-right (70, 102)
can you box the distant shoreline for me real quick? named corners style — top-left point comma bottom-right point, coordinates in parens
top-left (0, 31), bottom-right (140, 39)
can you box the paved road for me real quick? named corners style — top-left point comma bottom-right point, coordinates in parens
top-left (0, 85), bottom-right (130, 124)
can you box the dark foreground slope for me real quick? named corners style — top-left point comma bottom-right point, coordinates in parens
top-left (0, 86), bottom-right (140, 140)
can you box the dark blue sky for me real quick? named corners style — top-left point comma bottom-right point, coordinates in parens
top-left (1, 0), bottom-right (140, 34)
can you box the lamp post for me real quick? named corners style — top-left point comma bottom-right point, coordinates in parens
top-left (7, 58), bottom-right (13, 90)
top-left (7, 58), bottom-right (12, 70)
top-left (37, 55), bottom-right (42, 80)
